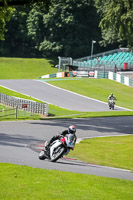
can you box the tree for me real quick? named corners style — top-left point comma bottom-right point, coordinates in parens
top-left (0, 5), bottom-right (41, 57)
top-left (95, 0), bottom-right (133, 48)
top-left (26, 4), bottom-right (46, 51)
top-left (39, 0), bottom-right (101, 58)
top-left (0, 1), bottom-right (15, 40)
top-left (1, 0), bottom-right (103, 58)
top-left (0, 0), bottom-right (50, 40)
top-left (0, 0), bottom-right (50, 7)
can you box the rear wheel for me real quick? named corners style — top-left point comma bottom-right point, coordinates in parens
top-left (50, 146), bottom-right (65, 162)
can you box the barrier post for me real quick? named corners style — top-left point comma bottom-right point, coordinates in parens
top-left (16, 106), bottom-right (18, 119)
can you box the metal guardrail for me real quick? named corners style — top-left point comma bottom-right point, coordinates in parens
top-left (0, 93), bottom-right (48, 116)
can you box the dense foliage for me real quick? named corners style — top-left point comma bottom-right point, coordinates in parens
top-left (95, 0), bottom-right (133, 48)
top-left (0, 1), bottom-right (15, 40)
top-left (0, 0), bottom-right (132, 58)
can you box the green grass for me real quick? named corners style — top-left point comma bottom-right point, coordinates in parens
top-left (0, 163), bottom-right (133, 200)
top-left (0, 57), bottom-right (58, 79)
top-left (47, 78), bottom-right (133, 110)
top-left (68, 135), bottom-right (133, 171)
top-left (48, 110), bottom-right (133, 118)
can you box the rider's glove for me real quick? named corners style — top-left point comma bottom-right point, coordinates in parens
top-left (56, 134), bottom-right (61, 138)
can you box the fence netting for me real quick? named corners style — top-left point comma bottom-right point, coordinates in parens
top-left (0, 93), bottom-right (48, 116)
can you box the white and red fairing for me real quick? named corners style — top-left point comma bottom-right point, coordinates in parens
top-left (60, 133), bottom-right (76, 149)
top-left (50, 133), bottom-right (76, 158)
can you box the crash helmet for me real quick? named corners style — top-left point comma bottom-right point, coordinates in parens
top-left (111, 93), bottom-right (113, 96)
top-left (68, 125), bottom-right (76, 134)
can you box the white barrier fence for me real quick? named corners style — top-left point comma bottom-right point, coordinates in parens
top-left (108, 71), bottom-right (133, 87)
top-left (94, 71), bottom-right (133, 87)
top-left (0, 93), bottom-right (48, 116)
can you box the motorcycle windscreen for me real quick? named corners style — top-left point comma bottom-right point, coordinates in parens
top-left (65, 134), bottom-right (76, 148)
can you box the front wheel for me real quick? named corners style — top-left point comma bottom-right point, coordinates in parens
top-left (50, 146), bottom-right (65, 162)
top-left (39, 150), bottom-right (46, 160)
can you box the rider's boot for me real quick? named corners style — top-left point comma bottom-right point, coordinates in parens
top-left (44, 141), bottom-right (50, 151)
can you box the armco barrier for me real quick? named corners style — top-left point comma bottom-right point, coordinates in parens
top-left (108, 71), bottom-right (133, 87)
top-left (95, 71), bottom-right (108, 79)
top-left (40, 70), bottom-right (133, 87)
top-left (95, 71), bottom-right (133, 87)
top-left (40, 72), bottom-right (65, 78)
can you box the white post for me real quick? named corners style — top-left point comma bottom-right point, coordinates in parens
top-left (91, 40), bottom-right (96, 68)
top-left (70, 57), bottom-right (73, 65)
top-left (116, 73), bottom-right (121, 83)
top-left (94, 70), bottom-right (98, 78)
top-left (124, 76), bottom-right (129, 86)
top-left (58, 56), bottom-right (61, 72)
top-left (108, 71), bottom-right (113, 80)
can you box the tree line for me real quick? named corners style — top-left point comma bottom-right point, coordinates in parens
top-left (0, 0), bottom-right (132, 58)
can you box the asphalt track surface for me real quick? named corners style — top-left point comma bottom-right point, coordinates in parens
top-left (0, 79), bottom-right (133, 181)
top-left (0, 79), bottom-right (129, 111)
top-left (0, 117), bottom-right (133, 181)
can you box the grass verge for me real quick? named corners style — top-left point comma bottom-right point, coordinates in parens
top-left (68, 135), bottom-right (133, 171)
top-left (0, 57), bottom-right (58, 79)
top-left (0, 163), bottom-right (133, 200)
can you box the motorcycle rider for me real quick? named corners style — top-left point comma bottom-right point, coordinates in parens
top-left (108, 93), bottom-right (117, 107)
top-left (45, 125), bottom-right (77, 151)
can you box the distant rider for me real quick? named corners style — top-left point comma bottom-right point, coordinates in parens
top-left (45, 125), bottom-right (77, 151)
top-left (108, 93), bottom-right (117, 106)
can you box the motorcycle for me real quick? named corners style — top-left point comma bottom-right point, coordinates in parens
top-left (108, 99), bottom-right (115, 110)
top-left (38, 133), bottom-right (76, 162)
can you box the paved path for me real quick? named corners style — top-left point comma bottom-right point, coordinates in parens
top-left (0, 79), bottom-right (128, 112)
top-left (0, 117), bottom-right (133, 181)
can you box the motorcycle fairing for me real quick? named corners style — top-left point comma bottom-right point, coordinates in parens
top-left (50, 140), bottom-right (62, 159)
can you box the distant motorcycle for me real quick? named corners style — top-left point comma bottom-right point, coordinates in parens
top-left (39, 133), bottom-right (76, 162)
top-left (108, 99), bottom-right (115, 110)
